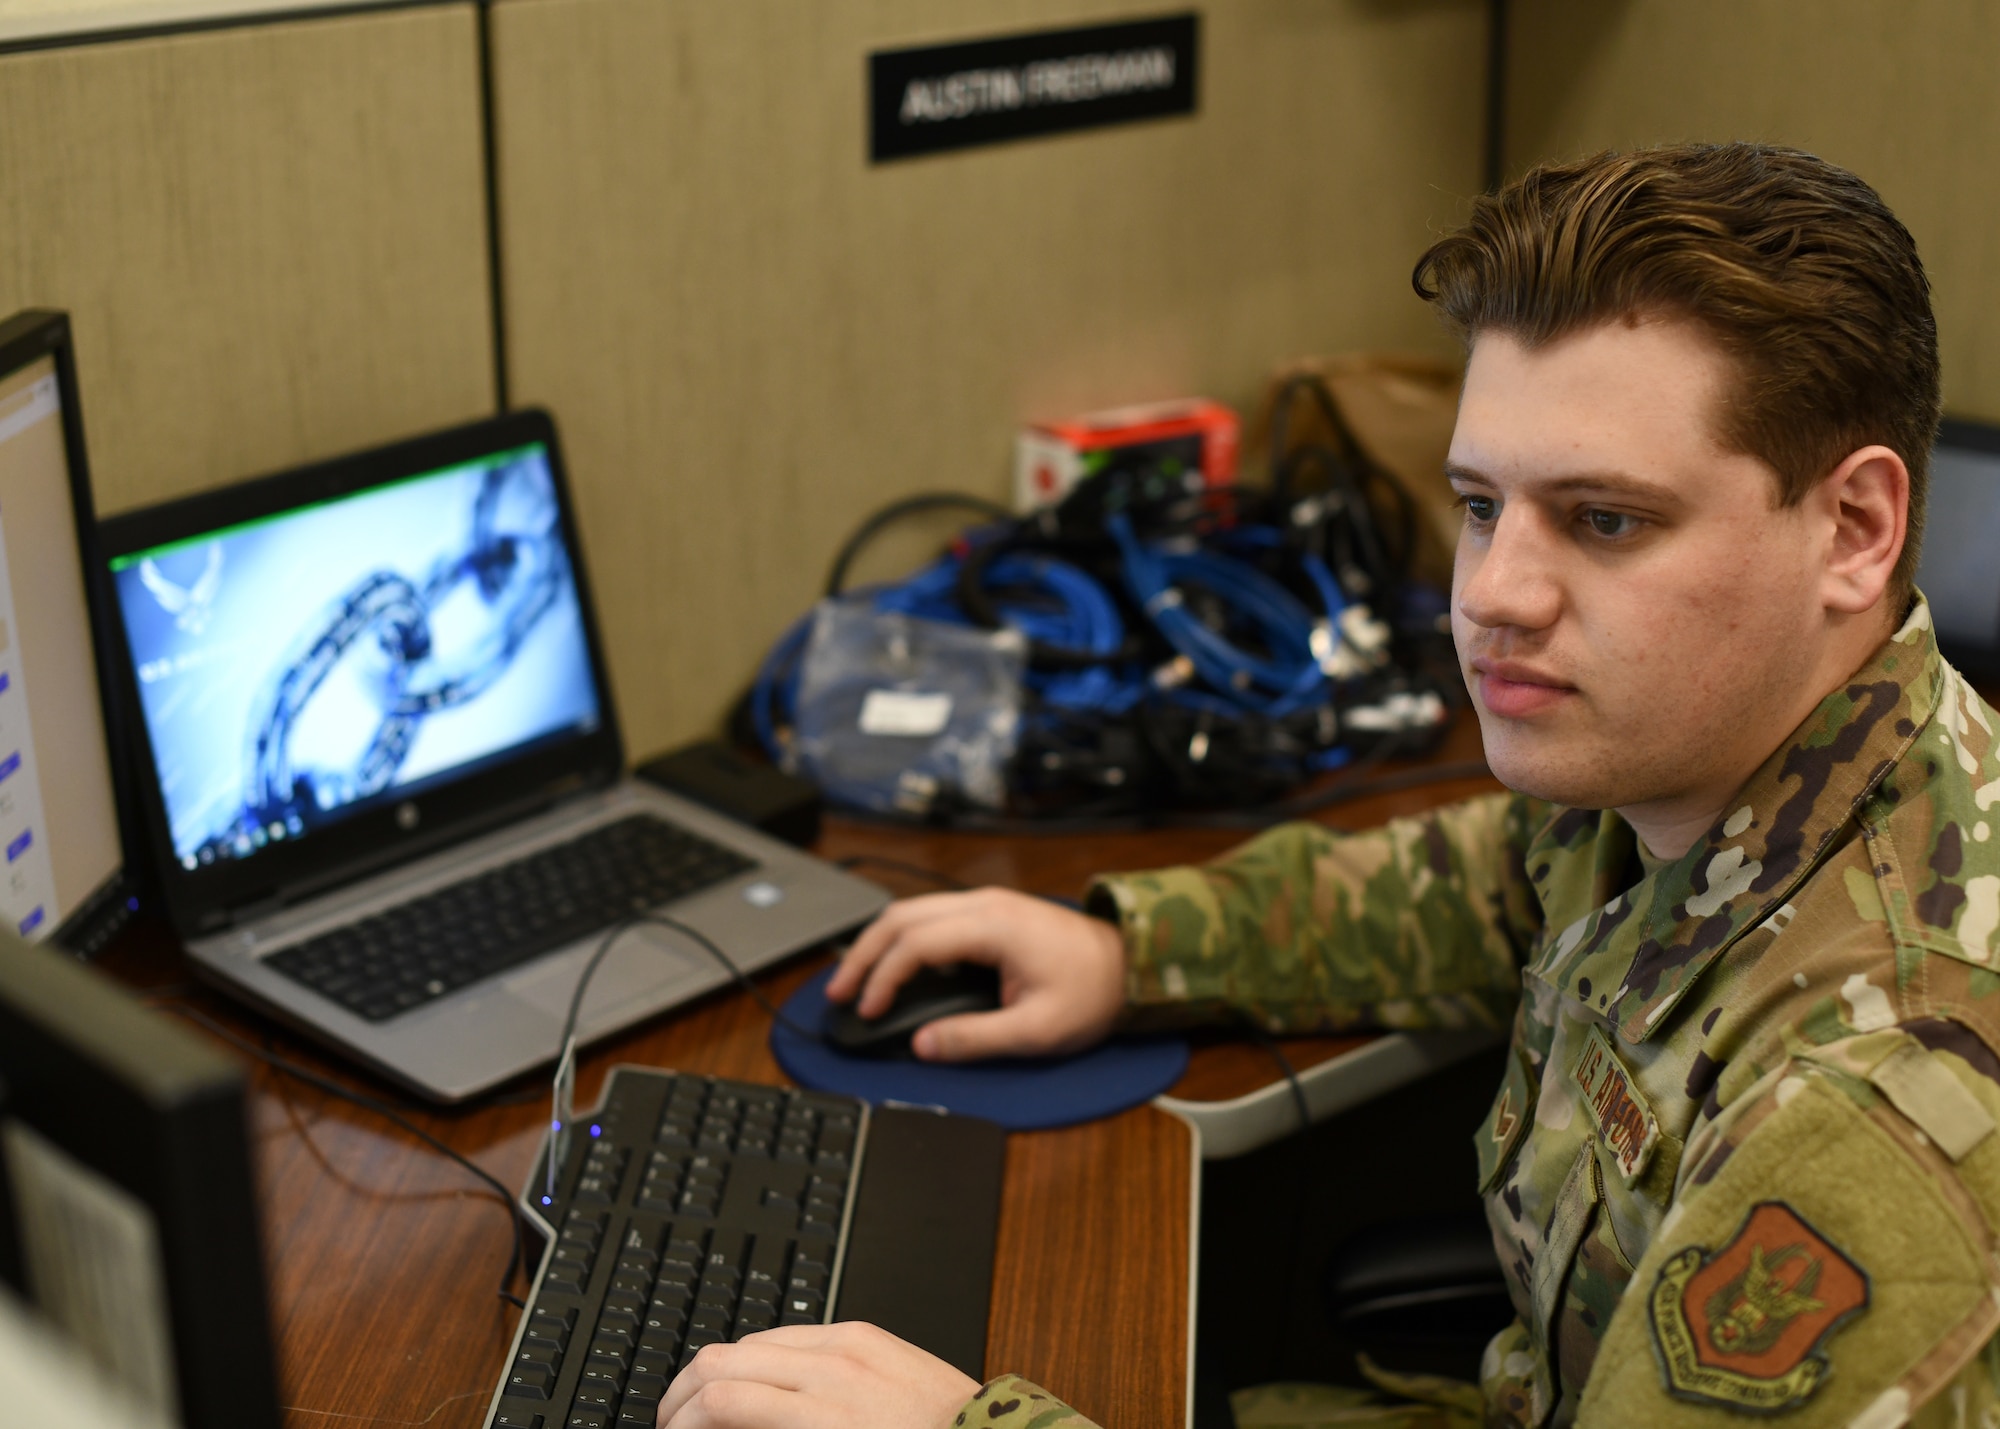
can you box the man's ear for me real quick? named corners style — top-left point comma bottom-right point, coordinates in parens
top-left (1816, 444), bottom-right (1908, 616)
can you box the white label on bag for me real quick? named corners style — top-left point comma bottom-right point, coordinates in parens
top-left (858, 689), bottom-right (954, 737)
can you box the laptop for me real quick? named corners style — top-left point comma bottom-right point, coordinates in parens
top-left (91, 409), bottom-right (888, 1102)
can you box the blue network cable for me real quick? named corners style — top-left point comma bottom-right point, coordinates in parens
top-left (1105, 512), bottom-right (1336, 718)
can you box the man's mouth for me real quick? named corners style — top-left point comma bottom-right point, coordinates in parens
top-left (1470, 658), bottom-right (1576, 718)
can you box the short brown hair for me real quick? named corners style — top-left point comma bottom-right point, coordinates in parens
top-left (1413, 143), bottom-right (1940, 601)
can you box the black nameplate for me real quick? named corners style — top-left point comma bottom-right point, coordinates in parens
top-left (869, 13), bottom-right (1199, 163)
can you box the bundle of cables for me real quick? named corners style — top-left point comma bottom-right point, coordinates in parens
top-left (732, 376), bottom-right (1466, 826)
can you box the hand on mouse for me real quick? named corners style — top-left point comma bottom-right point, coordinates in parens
top-left (826, 889), bottom-right (1125, 1062)
top-left (655, 1322), bottom-right (977, 1429)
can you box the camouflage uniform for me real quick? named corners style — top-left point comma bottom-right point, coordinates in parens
top-left (961, 600), bottom-right (2000, 1429)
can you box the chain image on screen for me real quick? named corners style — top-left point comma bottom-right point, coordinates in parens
top-left (111, 445), bottom-right (601, 870)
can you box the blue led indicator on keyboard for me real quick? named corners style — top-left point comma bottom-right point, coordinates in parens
top-left (18, 905), bottom-right (42, 936)
top-left (0, 671), bottom-right (11, 695)
top-left (0, 751), bottom-right (18, 783)
top-left (6, 828), bottom-right (31, 862)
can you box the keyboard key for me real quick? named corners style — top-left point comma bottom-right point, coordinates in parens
top-left (589, 1338), bottom-right (632, 1370)
top-left (629, 1352), bottom-right (675, 1385)
top-left (626, 1371), bottom-right (669, 1400)
top-left (515, 1342), bottom-right (560, 1371)
top-left (573, 1383), bottom-right (617, 1412)
top-left (493, 1410), bottom-right (544, 1429)
top-left (746, 1236), bottom-right (788, 1289)
top-left (593, 1320), bottom-right (639, 1351)
top-left (616, 1246), bottom-right (660, 1276)
top-left (565, 1410), bottom-right (610, 1429)
top-left (637, 1329), bottom-right (681, 1359)
top-left (526, 1315), bottom-right (573, 1352)
top-left (507, 1364), bottom-right (555, 1399)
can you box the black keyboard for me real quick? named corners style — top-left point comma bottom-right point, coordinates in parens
top-left (267, 814), bottom-right (756, 1022)
top-left (488, 1069), bottom-right (868, 1429)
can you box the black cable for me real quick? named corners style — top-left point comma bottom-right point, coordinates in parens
top-left (823, 492), bottom-right (1014, 599)
top-left (1229, 1008), bottom-right (1313, 1135)
top-left (167, 1005), bottom-right (533, 1310)
top-left (833, 854), bottom-right (969, 892)
top-left (554, 915), bottom-right (830, 1075)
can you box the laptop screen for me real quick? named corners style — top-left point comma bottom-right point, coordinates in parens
top-left (107, 441), bottom-right (602, 873)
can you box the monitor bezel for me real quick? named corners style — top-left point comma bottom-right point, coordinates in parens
top-left (1928, 415), bottom-right (2000, 684)
top-left (0, 309), bottom-right (140, 947)
top-left (0, 931), bottom-right (281, 1425)
top-left (95, 408), bottom-right (627, 935)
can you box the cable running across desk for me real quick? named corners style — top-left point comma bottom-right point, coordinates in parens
top-left (167, 1004), bottom-right (537, 1309)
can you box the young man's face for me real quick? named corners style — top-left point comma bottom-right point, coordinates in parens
top-left (1446, 319), bottom-right (1836, 827)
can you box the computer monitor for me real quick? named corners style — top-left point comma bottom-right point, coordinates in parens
top-left (1918, 418), bottom-right (2000, 685)
top-left (0, 929), bottom-right (280, 1426)
top-left (0, 310), bottom-right (131, 952)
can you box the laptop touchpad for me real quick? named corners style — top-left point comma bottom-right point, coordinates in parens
top-left (502, 927), bottom-right (702, 1025)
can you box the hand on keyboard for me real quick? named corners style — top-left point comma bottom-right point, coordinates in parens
top-left (828, 889), bottom-right (1125, 1063)
top-left (657, 1322), bottom-right (977, 1429)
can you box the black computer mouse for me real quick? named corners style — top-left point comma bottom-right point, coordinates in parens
top-left (821, 963), bottom-right (1003, 1059)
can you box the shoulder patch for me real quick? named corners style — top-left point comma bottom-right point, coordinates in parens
top-left (1648, 1201), bottom-right (1870, 1413)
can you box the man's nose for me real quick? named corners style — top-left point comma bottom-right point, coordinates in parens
top-left (1456, 508), bottom-right (1561, 632)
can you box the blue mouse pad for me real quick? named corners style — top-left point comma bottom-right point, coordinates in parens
top-left (770, 966), bottom-right (1189, 1131)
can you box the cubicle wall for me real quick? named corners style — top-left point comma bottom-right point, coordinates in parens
top-left (11, 0), bottom-right (1999, 762)
top-left (0, 3), bottom-right (495, 515)
top-left (1506, 0), bottom-right (2000, 424)
top-left (490, 0), bottom-right (1487, 753)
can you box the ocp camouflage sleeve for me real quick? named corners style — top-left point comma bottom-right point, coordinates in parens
top-left (1087, 792), bottom-right (1546, 1033)
top-left (1575, 1026), bottom-right (2000, 1426)
top-left (952, 1374), bottom-right (1102, 1429)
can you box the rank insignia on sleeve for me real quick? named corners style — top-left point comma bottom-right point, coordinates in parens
top-left (1648, 1201), bottom-right (1869, 1413)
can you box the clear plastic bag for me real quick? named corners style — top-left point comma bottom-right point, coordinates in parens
top-left (791, 598), bottom-right (1025, 814)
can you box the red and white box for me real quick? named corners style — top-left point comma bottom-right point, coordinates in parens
top-left (1014, 398), bottom-right (1239, 510)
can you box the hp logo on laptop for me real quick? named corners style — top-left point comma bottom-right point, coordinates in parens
top-left (395, 802), bottom-right (420, 831)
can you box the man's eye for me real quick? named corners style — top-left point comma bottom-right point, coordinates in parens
top-left (1461, 495), bottom-right (1498, 524)
top-left (1585, 509), bottom-right (1637, 538)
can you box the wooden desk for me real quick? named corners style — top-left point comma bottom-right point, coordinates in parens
top-left (98, 719), bottom-right (1496, 1429)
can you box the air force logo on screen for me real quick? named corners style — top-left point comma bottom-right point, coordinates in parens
top-left (139, 543), bottom-right (224, 635)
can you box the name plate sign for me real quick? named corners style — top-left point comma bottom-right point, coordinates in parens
top-left (869, 14), bottom-right (1199, 162)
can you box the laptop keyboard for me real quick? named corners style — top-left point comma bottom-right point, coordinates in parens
top-left (266, 814), bottom-right (757, 1022)
top-left (490, 1068), bottom-right (864, 1429)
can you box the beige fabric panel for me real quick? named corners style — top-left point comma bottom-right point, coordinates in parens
top-left (0, 4), bottom-right (496, 516)
top-left (492, 0), bottom-right (1485, 755)
top-left (1506, 0), bottom-right (2000, 423)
